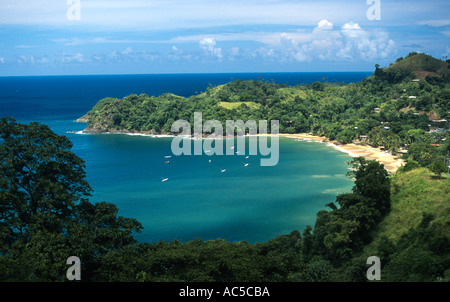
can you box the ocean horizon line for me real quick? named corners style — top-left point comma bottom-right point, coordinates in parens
top-left (0, 71), bottom-right (373, 79)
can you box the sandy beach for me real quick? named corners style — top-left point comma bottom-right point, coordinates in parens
top-left (77, 124), bottom-right (404, 173)
top-left (277, 133), bottom-right (404, 173)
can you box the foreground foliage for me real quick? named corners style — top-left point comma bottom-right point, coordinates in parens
top-left (0, 118), bottom-right (142, 281)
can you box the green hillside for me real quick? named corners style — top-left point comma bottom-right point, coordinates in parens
top-left (379, 168), bottom-right (450, 242)
top-left (337, 168), bottom-right (450, 281)
top-left (387, 52), bottom-right (450, 82)
top-left (217, 101), bottom-right (261, 110)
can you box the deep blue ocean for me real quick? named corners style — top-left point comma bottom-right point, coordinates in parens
top-left (0, 72), bottom-right (371, 243)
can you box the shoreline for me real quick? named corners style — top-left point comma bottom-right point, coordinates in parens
top-left (75, 127), bottom-right (404, 173)
top-left (277, 133), bottom-right (404, 173)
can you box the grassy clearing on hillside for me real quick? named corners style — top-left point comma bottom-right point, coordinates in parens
top-left (371, 168), bottom-right (450, 245)
top-left (274, 87), bottom-right (307, 102)
top-left (217, 101), bottom-right (261, 110)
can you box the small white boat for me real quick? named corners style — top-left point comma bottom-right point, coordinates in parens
top-left (221, 169), bottom-right (226, 173)
top-left (245, 156), bottom-right (249, 159)
top-left (164, 155), bottom-right (172, 158)
top-left (161, 178), bottom-right (169, 182)
top-left (244, 163), bottom-right (249, 167)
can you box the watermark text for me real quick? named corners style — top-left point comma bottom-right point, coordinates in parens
top-left (171, 112), bottom-right (279, 166)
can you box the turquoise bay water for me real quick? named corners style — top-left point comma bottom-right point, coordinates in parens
top-left (0, 73), bottom-right (366, 243)
top-left (66, 125), bottom-right (354, 243)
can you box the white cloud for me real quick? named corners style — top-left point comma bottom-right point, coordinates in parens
top-left (339, 25), bottom-right (395, 60)
top-left (341, 22), bottom-right (363, 38)
top-left (199, 38), bottom-right (222, 60)
top-left (418, 19), bottom-right (450, 27)
top-left (292, 49), bottom-right (310, 62)
top-left (15, 45), bottom-right (40, 49)
top-left (309, 22), bottom-right (394, 61)
top-left (254, 47), bottom-right (276, 60)
top-left (60, 53), bottom-right (85, 63)
top-left (315, 19), bottom-right (333, 30)
top-left (17, 55), bottom-right (49, 64)
top-left (168, 45), bottom-right (195, 61)
top-left (185, 20), bottom-right (394, 63)
top-left (247, 21), bottom-right (395, 63)
top-left (53, 37), bottom-right (162, 46)
top-left (0, 57), bottom-right (5, 63)
top-left (169, 31), bottom-right (311, 46)
top-left (109, 47), bottom-right (158, 63)
top-left (341, 22), bottom-right (361, 31)
top-left (48, 20), bottom-right (395, 65)
top-left (53, 37), bottom-right (109, 46)
top-left (17, 55), bottom-right (33, 64)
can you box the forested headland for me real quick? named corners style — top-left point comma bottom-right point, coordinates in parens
top-left (1, 52), bottom-right (449, 281)
top-left (81, 52), bottom-right (450, 174)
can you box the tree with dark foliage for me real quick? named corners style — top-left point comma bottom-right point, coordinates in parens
top-left (0, 118), bottom-right (142, 281)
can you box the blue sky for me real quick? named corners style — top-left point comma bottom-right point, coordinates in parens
top-left (0, 0), bottom-right (449, 75)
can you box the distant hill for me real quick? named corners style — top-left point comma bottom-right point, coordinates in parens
top-left (381, 52), bottom-right (450, 83)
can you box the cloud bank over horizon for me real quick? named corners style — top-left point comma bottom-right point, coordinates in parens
top-left (0, 0), bottom-right (448, 75)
